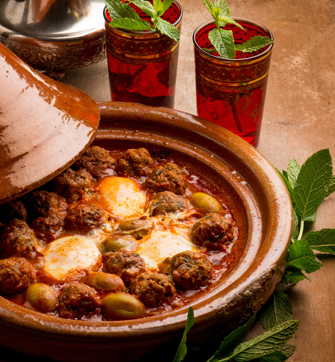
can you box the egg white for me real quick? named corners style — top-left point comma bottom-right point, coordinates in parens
top-left (135, 230), bottom-right (198, 270)
top-left (98, 177), bottom-right (146, 219)
top-left (42, 235), bottom-right (101, 283)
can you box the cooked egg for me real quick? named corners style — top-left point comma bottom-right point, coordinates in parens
top-left (136, 231), bottom-right (198, 269)
top-left (99, 177), bottom-right (146, 219)
top-left (42, 236), bottom-right (101, 283)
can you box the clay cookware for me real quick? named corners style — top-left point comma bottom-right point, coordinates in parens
top-left (0, 42), bottom-right (100, 206)
top-left (0, 94), bottom-right (293, 360)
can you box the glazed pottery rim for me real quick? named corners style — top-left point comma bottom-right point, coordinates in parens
top-left (0, 103), bottom-right (292, 342)
top-left (193, 17), bottom-right (274, 62)
top-left (103, 0), bottom-right (183, 37)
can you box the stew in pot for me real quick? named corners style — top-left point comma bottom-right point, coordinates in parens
top-left (0, 146), bottom-right (247, 321)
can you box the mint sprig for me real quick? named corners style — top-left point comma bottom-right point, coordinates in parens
top-left (278, 148), bottom-right (335, 284)
top-left (104, 0), bottom-right (180, 42)
top-left (258, 291), bottom-right (294, 331)
top-left (201, 0), bottom-right (273, 59)
top-left (172, 307), bottom-right (195, 362)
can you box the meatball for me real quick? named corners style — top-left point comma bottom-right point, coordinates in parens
top-left (191, 213), bottom-right (236, 250)
top-left (0, 257), bottom-right (36, 295)
top-left (147, 191), bottom-right (189, 216)
top-left (57, 283), bottom-right (99, 319)
top-left (103, 248), bottom-right (146, 284)
top-left (0, 219), bottom-right (39, 259)
top-left (54, 168), bottom-right (92, 202)
top-left (28, 190), bottom-right (67, 219)
top-left (0, 200), bottom-right (27, 224)
top-left (116, 148), bottom-right (154, 177)
top-left (65, 204), bottom-right (110, 233)
top-left (159, 251), bottom-right (212, 289)
top-left (75, 146), bottom-right (115, 178)
top-left (146, 162), bottom-right (187, 195)
top-left (130, 272), bottom-right (177, 308)
top-left (31, 213), bottom-right (64, 242)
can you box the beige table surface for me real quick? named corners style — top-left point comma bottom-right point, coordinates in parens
top-left (1, 0), bottom-right (335, 361)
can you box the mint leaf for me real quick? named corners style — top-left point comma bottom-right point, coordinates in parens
top-left (110, 17), bottom-right (151, 30)
top-left (153, 0), bottom-right (165, 16)
top-left (154, 17), bottom-right (180, 42)
top-left (173, 307), bottom-right (195, 362)
top-left (304, 211), bottom-right (317, 223)
top-left (325, 175), bottom-right (335, 197)
top-left (281, 267), bottom-right (311, 285)
top-left (276, 169), bottom-right (294, 200)
top-left (217, 320), bottom-right (299, 362)
top-left (201, 47), bottom-right (217, 54)
top-left (258, 291), bottom-right (294, 331)
top-left (202, 0), bottom-right (215, 17)
top-left (254, 350), bottom-right (288, 361)
top-left (213, 0), bottom-right (230, 17)
top-left (104, 0), bottom-right (141, 21)
top-left (279, 344), bottom-right (296, 358)
top-left (287, 158), bottom-right (300, 189)
top-left (208, 28), bottom-right (235, 59)
top-left (292, 208), bottom-right (299, 242)
top-left (154, 0), bottom-right (174, 17)
top-left (219, 15), bottom-right (245, 31)
top-left (131, 0), bottom-right (156, 18)
top-left (208, 314), bottom-right (257, 361)
top-left (235, 36), bottom-right (273, 53)
top-left (212, 6), bottom-right (222, 28)
top-left (288, 239), bottom-right (323, 273)
top-left (293, 149), bottom-right (332, 220)
top-left (304, 228), bottom-right (335, 254)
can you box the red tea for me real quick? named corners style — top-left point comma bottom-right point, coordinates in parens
top-left (104, 2), bottom-right (182, 108)
top-left (193, 20), bottom-right (273, 147)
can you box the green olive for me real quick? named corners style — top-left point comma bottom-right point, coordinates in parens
top-left (118, 219), bottom-right (148, 232)
top-left (82, 272), bottom-right (126, 293)
top-left (99, 234), bottom-right (134, 253)
top-left (189, 193), bottom-right (222, 214)
top-left (118, 219), bottom-right (149, 240)
top-left (26, 283), bottom-right (58, 313)
top-left (101, 292), bottom-right (145, 320)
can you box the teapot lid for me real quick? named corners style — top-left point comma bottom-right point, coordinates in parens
top-left (0, 0), bottom-right (104, 41)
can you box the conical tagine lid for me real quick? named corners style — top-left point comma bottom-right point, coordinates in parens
top-left (0, 42), bottom-right (100, 204)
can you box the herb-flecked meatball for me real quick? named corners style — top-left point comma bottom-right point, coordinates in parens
top-left (54, 168), bottom-right (92, 202)
top-left (0, 219), bottom-right (39, 259)
top-left (31, 213), bottom-right (64, 242)
top-left (103, 248), bottom-right (146, 284)
top-left (130, 272), bottom-right (177, 308)
top-left (146, 162), bottom-right (187, 195)
top-left (65, 204), bottom-right (110, 233)
top-left (28, 190), bottom-right (67, 219)
top-left (75, 146), bottom-right (115, 178)
top-left (159, 251), bottom-right (212, 289)
top-left (147, 191), bottom-right (189, 216)
top-left (0, 257), bottom-right (36, 295)
top-left (191, 213), bottom-right (236, 250)
top-left (0, 200), bottom-right (27, 224)
top-left (57, 283), bottom-right (99, 319)
top-left (116, 148), bottom-right (154, 177)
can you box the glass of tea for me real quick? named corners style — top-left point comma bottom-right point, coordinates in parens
top-left (103, 1), bottom-right (182, 109)
top-left (193, 18), bottom-right (274, 147)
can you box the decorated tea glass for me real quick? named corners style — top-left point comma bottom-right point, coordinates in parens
top-left (104, 1), bottom-right (182, 108)
top-left (193, 18), bottom-right (274, 146)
